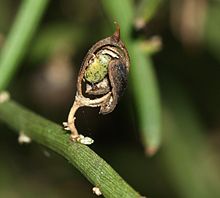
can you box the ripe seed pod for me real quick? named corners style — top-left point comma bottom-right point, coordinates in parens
top-left (64, 23), bottom-right (130, 140)
top-left (77, 23), bottom-right (130, 114)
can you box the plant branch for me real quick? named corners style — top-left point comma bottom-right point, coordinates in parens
top-left (0, 98), bottom-right (142, 198)
top-left (0, 0), bottom-right (49, 91)
top-left (101, 0), bottom-right (161, 155)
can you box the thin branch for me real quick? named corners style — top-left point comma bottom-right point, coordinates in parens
top-left (0, 98), bottom-right (142, 198)
top-left (0, 0), bottom-right (49, 91)
top-left (101, 0), bottom-right (162, 155)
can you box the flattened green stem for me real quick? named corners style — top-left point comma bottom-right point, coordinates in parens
top-left (0, 0), bottom-right (49, 91)
top-left (129, 43), bottom-right (161, 155)
top-left (101, 0), bottom-right (161, 155)
top-left (0, 99), bottom-right (142, 198)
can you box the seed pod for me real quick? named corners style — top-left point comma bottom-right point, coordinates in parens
top-left (64, 23), bottom-right (130, 140)
top-left (77, 24), bottom-right (130, 114)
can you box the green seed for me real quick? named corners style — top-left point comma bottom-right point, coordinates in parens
top-left (85, 54), bottom-right (111, 83)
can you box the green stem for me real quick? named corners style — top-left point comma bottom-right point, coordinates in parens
top-left (129, 42), bottom-right (161, 155)
top-left (0, 99), bottom-right (141, 198)
top-left (101, 0), bottom-right (161, 155)
top-left (0, 0), bottom-right (49, 91)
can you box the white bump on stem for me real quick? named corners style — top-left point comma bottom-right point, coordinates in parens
top-left (92, 187), bottom-right (102, 196)
top-left (76, 135), bottom-right (94, 145)
top-left (0, 91), bottom-right (10, 103)
top-left (18, 132), bottom-right (31, 144)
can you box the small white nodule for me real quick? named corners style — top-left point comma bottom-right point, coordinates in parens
top-left (92, 187), bottom-right (102, 196)
top-left (77, 135), bottom-right (94, 145)
top-left (18, 132), bottom-right (31, 144)
top-left (63, 122), bottom-right (70, 130)
top-left (0, 91), bottom-right (10, 103)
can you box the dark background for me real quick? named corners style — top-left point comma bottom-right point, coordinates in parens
top-left (0, 0), bottom-right (220, 197)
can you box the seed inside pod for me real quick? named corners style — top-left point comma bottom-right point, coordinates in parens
top-left (64, 23), bottom-right (130, 140)
top-left (84, 53), bottom-right (111, 84)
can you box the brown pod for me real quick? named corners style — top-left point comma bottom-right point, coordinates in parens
top-left (100, 59), bottom-right (128, 114)
top-left (64, 24), bottom-right (130, 139)
top-left (77, 24), bottom-right (130, 114)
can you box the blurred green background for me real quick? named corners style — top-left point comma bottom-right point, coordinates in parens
top-left (0, 0), bottom-right (220, 197)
